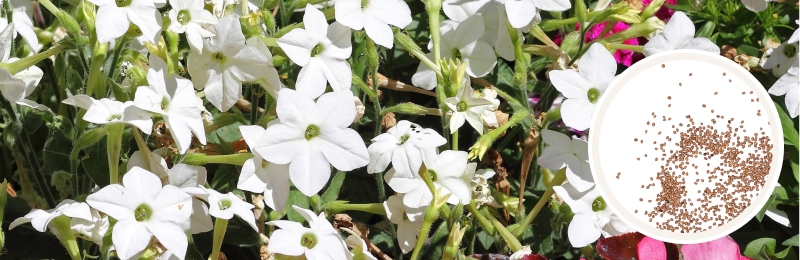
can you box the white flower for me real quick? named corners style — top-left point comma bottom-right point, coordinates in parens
top-left (62, 94), bottom-right (154, 132)
top-left (768, 66), bottom-right (799, 118)
top-left (553, 183), bottom-right (631, 248)
top-left (237, 125), bottom-right (291, 213)
top-left (0, 0), bottom-right (38, 52)
top-left (537, 129), bottom-right (593, 192)
top-left (127, 150), bottom-right (213, 234)
top-left (254, 89), bottom-right (369, 196)
top-left (549, 43), bottom-right (616, 131)
top-left (340, 228), bottom-right (377, 260)
top-left (334, 0), bottom-right (411, 48)
top-left (167, 0), bottom-right (217, 52)
top-left (642, 12), bottom-right (720, 57)
top-left (187, 14), bottom-right (270, 111)
top-left (412, 16), bottom-right (497, 90)
top-left (442, 0), bottom-right (525, 61)
top-left (278, 4), bottom-right (353, 99)
top-left (267, 205), bottom-right (351, 260)
top-left (761, 39), bottom-right (798, 77)
top-left (383, 194), bottom-right (424, 254)
top-left (86, 167), bottom-right (193, 260)
top-left (367, 120), bottom-right (447, 178)
top-left (9, 199), bottom-right (93, 233)
top-left (504, 0), bottom-right (569, 28)
top-left (87, 0), bottom-right (162, 44)
top-left (70, 208), bottom-right (110, 246)
top-left (201, 187), bottom-right (258, 230)
top-left (444, 84), bottom-right (495, 134)
top-left (386, 150), bottom-right (472, 208)
top-left (476, 88), bottom-right (500, 128)
top-left (134, 55), bottom-right (206, 154)
top-left (462, 168), bottom-right (500, 207)
top-left (246, 37), bottom-right (284, 99)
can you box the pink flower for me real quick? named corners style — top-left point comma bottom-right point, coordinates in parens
top-left (637, 236), bottom-right (668, 260)
top-left (636, 235), bottom-right (751, 260)
top-left (643, 0), bottom-right (678, 22)
top-left (582, 21), bottom-right (639, 66)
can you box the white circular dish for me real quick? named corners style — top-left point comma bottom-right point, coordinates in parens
top-left (588, 50), bottom-right (784, 244)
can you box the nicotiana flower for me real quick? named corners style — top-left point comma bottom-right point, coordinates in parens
top-left (367, 120), bottom-right (447, 178)
top-left (386, 150), bottom-right (472, 208)
top-left (504, 0), bottom-right (569, 28)
top-left (476, 87), bottom-right (501, 128)
top-left (549, 43), bottom-right (616, 131)
top-left (10, 199), bottom-right (93, 233)
top-left (187, 14), bottom-right (269, 111)
top-left (642, 12), bottom-right (720, 57)
top-left (341, 228), bottom-right (377, 260)
top-left (127, 150), bottom-right (213, 234)
top-left (238, 125), bottom-right (291, 213)
top-left (70, 208), bottom-right (110, 246)
top-left (537, 129), bottom-right (593, 192)
top-left (278, 4), bottom-right (353, 98)
top-left (62, 94), bottom-right (154, 132)
top-left (462, 168), bottom-right (500, 207)
top-left (0, 0), bottom-right (38, 52)
top-left (553, 183), bottom-right (631, 248)
top-left (383, 194), bottom-right (424, 254)
top-left (87, 0), bottom-right (162, 44)
top-left (444, 84), bottom-right (495, 134)
top-left (761, 37), bottom-right (798, 77)
top-left (768, 66), bottom-right (798, 118)
top-left (246, 37), bottom-right (284, 99)
top-left (267, 205), bottom-right (351, 260)
top-left (255, 89), bottom-right (369, 196)
top-left (334, 0), bottom-right (411, 48)
top-left (86, 167), bottom-right (193, 260)
top-left (134, 55), bottom-right (206, 154)
top-left (167, 0), bottom-right (217, 52)
top-left (412, 16), bottom-right (497, 90)
top-left (200, 187), bottom-right (258, 230)
top-left (442, 0), bottom-right (525, 61)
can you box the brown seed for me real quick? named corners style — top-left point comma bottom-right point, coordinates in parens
top-left (723, 72), bottom-right (726, 76)
top-left (689, 73), bottom-right (693, 76)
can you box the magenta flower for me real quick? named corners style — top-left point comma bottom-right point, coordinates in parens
top-left (583, 21), bottom-right (639, 66)
top-left (643, 0), bottom-right (678, 22)
top-left (636, 235), bottom-right (751, 260)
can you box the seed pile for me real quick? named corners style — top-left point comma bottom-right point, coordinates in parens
top-left (628, 71), bottom-right (773, 234)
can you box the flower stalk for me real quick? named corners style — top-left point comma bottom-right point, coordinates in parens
top-left (0, 44), bottom-right (69, 74)
top-left (512, 167), bottom-right (567, 238)
top-left (50, 215), bottom-right (82, 260)
top-left (181, 153), bottom-right (254, 166)
top-left (106, 124), bottom-right (124, 184)
top-left (324, 201), bottom-right (387, 215)
top-left (209, 218), bottom-right (229, 260)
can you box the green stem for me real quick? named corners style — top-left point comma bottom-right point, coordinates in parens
top-left (528, 25), bottom-right (558, 48)
top-left (409, 205), bottom-right (436, 260)
top-left (508, 21), bottom-right (529, 106)
top-left (606, 42), bottom-right (644, 52)
top-left (106, 124), bottom-right (124, 184)
top-left (209, 218), bottom-right (229, 260)
top-left (451, 130), bottom-right (458, 150)
top-left (466, 201), bottom-right (494, 235)
top-left (324, 202), bottom-right (387, 215)
top-left (106, 36), bottom-right (128, 81)
top-left (51, 215), bottom-right (81, 260)
top-left (512, 168), bottom-right (567, 238)
top-left (130, 126), bottom-right (153, 171)
top-left (427, 7), bottom-right (442, 65)
top-left (0, 44), bottom-right (69, 74)
top-left (86, 43), bottom-right (108, 97)
top-left (181, 153), bottom-right (254, 166)
top-left (485, 208), bottom-right (522, 252)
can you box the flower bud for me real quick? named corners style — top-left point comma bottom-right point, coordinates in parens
top-left (181, 153), bottom-right (208, 165)
top-left (604, 16), bottom-right (664, 43)
top-left (366, 38), bottom-right (379, 70)
top-left (575, 0), bottom-right (587, 24)
top-left (560, 31), bottom-right (582, 57)
top-left (640, 0), bottom-right (665, 21)
top-left (39, 0), bottom-right (82, 43)
top-left (393, 28), bottom-right (424, 61)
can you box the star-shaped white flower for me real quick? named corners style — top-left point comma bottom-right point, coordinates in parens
top-left (412, 16), bottom-right (497, 90)
top-left (768, 66), bottom-right (799, 118)
top-left (167, 0), bottom-right (217, 52)
top-left (383, 194), bottom-right (424, 254)
top-left (553, 183), bottom-right (631, 248)
top-left (278, 4), bottom-right (353, 99)
top-left (762, 39), bottom-right (798, 77)
top-left (238, 125), bottom-right (291, 213)
top-left (444, 84), bottom-right (495, 134)
top-left (367, 120), bottom-right (447, 178)
top-left (86, 167), bottom-right (193, 260)
top-left (87, 0), bottom-right (162, 44)
top-left (127, 150), bottom-right (213, 234)
top-left (537, 129), bottom-right (593, 192)
top-left (200, 187), bottom-right (258, 231)
top-left (255, 89), bottom-right (369, 196)
top-left (386, 150), bottom-right (472, 208)
top-left (246, 37), bottom-right (284, 99)
top-left (549, 43), bottom-right (616, 131)
top-left (0, 0), bottom-right (38, 52)
top-left (642, 11), bottom-right (720, 57)
top-left (462, 167), bottom-right (500, 207)
top-left (10, 199), bottom-right (93, 233)
top-left (442, 0), bottom-right (526, 61)
top-left (134, 55), bottom-right (207, 154)
top-left (187, 13), bottom-right (269, 111)
top-left (334, 0), bottom-right (411, 48)
top-left (504, 0), bottom-right (569, 28)
top-left (70, 208), bottom-right (110, 246)
top-left (267, 205), bottom-right (351, 260)
top-left (62, 94), bottom-right (154, 132)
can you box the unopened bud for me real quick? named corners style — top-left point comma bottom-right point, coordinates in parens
top-left (393, 28), bottom-right (424, 60)
top-left (640, 0), bottom-right (665, 21)
top-left (181, 153), bottom-right (207, 166)
top-left (366, 38), bottom-right (379, 70)
top-left (575, 0), bottom-right (587, 23)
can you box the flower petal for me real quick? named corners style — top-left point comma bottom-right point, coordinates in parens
top-left (147, 221), bottom-right (189, 259)
top-left (504, 0), bottom-right (536, 29)
top-left (112, 221), bottom-right (151, 259)
top-left (567, 213), bottom-right (602, 247)
top-left (277, 29), bottom-right (315, 66)
top-left (268, 229), bottom-right (306, 256)
top-left (577, 44), bottom-right (617, 86)
top-left (560, 97), bottom-right (595, 131)
top-left (289, 149), bottom-right (331, 196)
top-left (334, 0), bottom-right (364, 30)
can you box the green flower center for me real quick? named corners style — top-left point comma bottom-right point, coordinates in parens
top-left (126, 24), bottom-right (142, 37)
top-left (304, 125), bottom-right (320, 140)
top-left (108, 114), bottom-right (122, 121)
top-left (311, 44), bottom-right (325, 57)
top-left (783, 44), bottom-right (797, 59)
top-left (161, 97), bottom-right (170, 111)
top-left (177, 10), bottom-right (191, 25)
top-left (587, 88), bottom-right (600, 104)
top-left (428, 170), bottom-right (438, 182)
top-left (134, 204), bottom-right (152, 222)
top-left (219, 199), bottom-right (232, 210)
top-left (361, 0), bottom-right (370, 9)
top-left (116, 0), bottom-right (132, 7)
top-left (452, 48), bottom-right (462, 60)
top-left (591, 196), bottom-right (606, 212)
top-left (456, 101), bottom-right (468, 112)
top-left (300, 232), bottom-right (317, 249)
top-left (397, 134), bottom-right (410, 145)
top-left (261, 160), bottom-right (269, 169)
top-left (213, 52), bottom-right (227, 63)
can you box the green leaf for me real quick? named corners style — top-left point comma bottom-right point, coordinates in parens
top-left (321, 171), bottom-right (346, 205)
top-left (209, 164), bottom-right (238, 193)
top-left (82, 139), bottom-right (110, 187)
top-left (40, 126), bottom-right (74, 181)
top-left (737, 45), bottom-right (760, 56)
top-left (70, 127), bottom-right (107, 159)
top-left (696, 21), bottom-right (715, 39)
top-left (775, 102), bottom-right (799, 150)
top-left (223, 215), bottom-right (262, 247)
top-left (783, 235), bottom-right (799, 247)
top-left (745, 238), bottom-right (777, 260)
top-left (756, 186), bottom-right (787, 221)
top-left (285, 189), bottom-right (310, 223)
